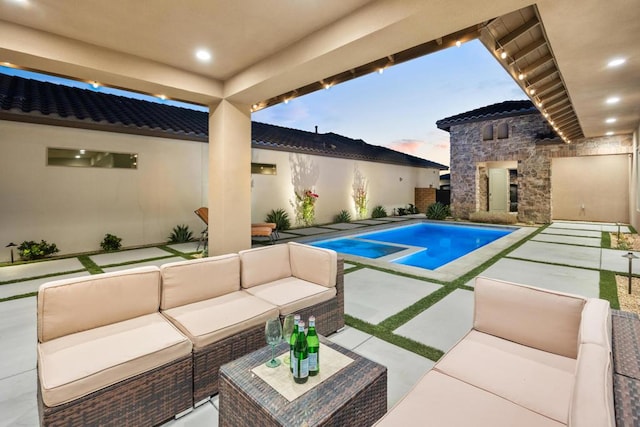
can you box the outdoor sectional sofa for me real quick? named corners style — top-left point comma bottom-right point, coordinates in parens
top-left (375, 276), bottom-right (614, 427)
top-left (37, 242), bottom-right (344, 426)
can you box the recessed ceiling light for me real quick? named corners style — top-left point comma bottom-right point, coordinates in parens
top-left (607, 58), bottom-right (626, 68)
top-left (455, 40), bottom-right (461, 48)
top-left (500, 51), bottom-right (507, 59)
top-left (605, 117), bottom-right (617, 124)
top-left (195, 49), bottom-right (212, 62)
top-left (79, 149), bottom-right (86, 154)
top-left (606, 131), bottom-right (614, 136)
top-left (606, 96), bottom-right (620, 104)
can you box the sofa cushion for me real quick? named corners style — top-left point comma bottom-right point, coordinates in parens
top-left (243, 276), bottom-right (336, 315)
top-left (288, 242), bottom-right (337, 288)
top-left (474, 276), bottom-right (585, 358)
top-left (38, 266), bottom-right (161, 343)
top-left (569, 342), bottom-right (615, 427)
top-left (374, 370), bottom-right (564, 427)
top-left (239, 244), bottom-right (291, 288)
top-left (161, 290), bottom-right (279, 349)
top-left (435, 330), bottom-right (576, 424)
top-left (160, 254), bottom-right (240, 310)
top-left (578, 298), bottom-right (611, 350)
top-left (38, 312), bottom-right (192, 407)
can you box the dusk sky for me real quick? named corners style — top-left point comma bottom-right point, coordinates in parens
top-left (1, 39), bottom-right (526, 167)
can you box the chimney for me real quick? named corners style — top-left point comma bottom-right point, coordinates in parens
top-left (315, 125), bottom-right (318, 134)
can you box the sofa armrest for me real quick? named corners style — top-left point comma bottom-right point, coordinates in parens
top-left (474, 276), bottom-right (586, 359)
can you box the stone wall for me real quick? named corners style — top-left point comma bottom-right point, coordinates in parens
top-left (449, 113), bottom-right (633, 223)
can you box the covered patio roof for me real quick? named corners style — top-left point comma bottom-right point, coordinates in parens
top-left (1, 0), bottom-right (637, 138)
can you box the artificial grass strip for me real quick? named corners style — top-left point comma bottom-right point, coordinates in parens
top-left (0, 291), bottom-right (37, 302)
top-left (78, 255), bottom-right (103, 274)
top-left (345, 314), bottom-right (444, 361)
top-left (158, 245), bottom-right (196, 260)
top-left (0, 269), bottom-right (86, 286)
top-left (378, 285), bottom-right (456, 331)
top-left (600, 270), bottom-right (620, 309)
top-left (601, 231), bottom-right (611, 249)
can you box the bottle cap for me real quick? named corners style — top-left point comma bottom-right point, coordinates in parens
top-left (298, 321), bottom-right (305, 329)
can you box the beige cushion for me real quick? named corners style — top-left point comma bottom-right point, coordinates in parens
top-left (288, 242), bottom-right (337, 288)
top-left (435, 330), bottom-right (576, 424)
top-left (38, 266), bottom-right (161, 343)
top-left (243, 277), bottom-right (336, 314)
top-left (160, 254), bottom-right (240, 310)
top-left (239, 244), bottom-right (291, 288)
top-left (579, 298), bottom-right (611, 349)
top-left (474, 276), bottom-right (585, 358)
top-left (569, 342), bottom-right (615, 427)
top-left (374, 370), bottom-right (564, 427)
top-left (38, 312), bottom-right (192, 407)
top-left (161, 290), bottom-right (279, 349)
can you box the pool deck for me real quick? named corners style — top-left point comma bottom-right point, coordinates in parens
top-left (0, 219), bottom-right (634, 426)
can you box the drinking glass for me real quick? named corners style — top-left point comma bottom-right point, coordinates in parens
top-left (265, 318), bottom-right (282, 368)
top-left (282, 314), bottom-right (295, 366)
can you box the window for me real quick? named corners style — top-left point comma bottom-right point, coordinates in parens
top-left (251, 163), bottom-right (277, 175)
top-left (497, 123), bottom-right (509, 139)
top-left (482, 124), bottom-right (493, 141)
top-left (47, 148), bottom-right (137, 169)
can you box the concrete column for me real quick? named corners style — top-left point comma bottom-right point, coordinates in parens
top-left (208, 100), bottom-right (252, 255)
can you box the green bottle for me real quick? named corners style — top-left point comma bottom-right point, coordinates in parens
top-left (293, 320), bottom-right (308, 384)
top-left (307, 316), bottom-right (319, 376)
top-left (290, 314), bottom-right (300, 373)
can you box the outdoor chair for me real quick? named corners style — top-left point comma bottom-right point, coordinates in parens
top-left (194, 207), bottom-right (208, 252)
top-left (251, 223), bottom-right (277, 243)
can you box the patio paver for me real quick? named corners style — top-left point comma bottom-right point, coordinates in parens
top-left (327, 326), bottom-right (373, 350)
top-left (0, 271), bottom-right (90, 300)
top-left (351, 220), bottom-right (390, 225)
top-left (0, 297), bottom-right (36, 379)
top-left (160, 401), bottom-right (219, 427)
top-left (0, 258), bottom-right (85, 283)
top-left (464, 258), bottom-right (600, 298)
top-left (507, 240), bottom-right (601, 269)
top-left (102, 256), bottom-right (185, 273)
top-left (321, 223), bottom-right (367, 230)
top-left (167, 242), bottom-right (201, 253)
top-left (283, 227), bottom-right (336, 236)
top-left (344, 268), bottom-right (441, 324)
top-left (541, 228), bottom-right (602, 238)
top-left (89, 247), bottom-right (174, 266)
top-left (601, 248), bottom-right (640, 275)
top-left (394, 289), bottom-right (474, 353)
top-left (531, 233), bottom-right (601, 247)
top-left (0, 369), bottom-right (38, 427)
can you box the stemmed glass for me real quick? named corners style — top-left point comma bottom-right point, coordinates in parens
top-left (265, 318), bottom-right (283, 368)
top-left (281, 314), bottom-right (295, 366)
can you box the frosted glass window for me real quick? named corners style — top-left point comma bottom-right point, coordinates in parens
top-left (252, 163), bottom-right (277, 175)
top-left (48, 148), bottom-right (137, 169)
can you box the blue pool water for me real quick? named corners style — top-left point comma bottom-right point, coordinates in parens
top-left (312, 222), bottom-right (514, 270)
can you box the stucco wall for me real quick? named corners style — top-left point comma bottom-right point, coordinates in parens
top-left (251, 148), bottom-right (440, 224)
top-left (0, 120), bottom-right (208, 261)
top-left (0, 119), bottom-right (441, 261)
top-left (449, 114), bottom-right (633, 223)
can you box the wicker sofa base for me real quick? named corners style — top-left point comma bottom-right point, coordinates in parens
top-left (38, 354), bottom-right (193, 427)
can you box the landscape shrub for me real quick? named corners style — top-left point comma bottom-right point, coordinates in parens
top-left (265, 208), bottom-right (291, 231)
top-left (468, 211), bottom-right (518, 224)
top-left (371, 205), bottom-right (387, 218)
top-left (100, 233), bottom-right (122, 252)
top-left (17, 240), bottom-right (59, 261)
top-left (425, 202), bottom-right (450, 220)
top-left (334, 210), bottom-right (352, 223)
top-left (168, 224), bottom-right (193, 243)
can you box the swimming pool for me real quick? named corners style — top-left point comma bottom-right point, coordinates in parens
top-left (311, 222), bottom-right (514, 270)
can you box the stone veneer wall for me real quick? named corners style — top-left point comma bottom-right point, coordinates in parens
top-left (449, 114), bottom-right (632, 223)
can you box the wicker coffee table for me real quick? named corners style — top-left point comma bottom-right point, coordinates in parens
top-left (218, 336), bottom-right (387, 426)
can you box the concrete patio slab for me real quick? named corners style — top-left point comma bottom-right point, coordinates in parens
top-left (322, 223), bottom-right (367, 230)
top-left (344, 263), bottom-right (356, 270)
top-left (378, 217), bottom-right (411, 222)
top-left (601, 248), bottom-right (640, 274)
top-left (102, 256), bottom-right (185, 273)
top-left (160, 401), bottom-right (218, 427)
top-left (167, 242), bottom-right (201, 253)
top-left (602, 224), bottom-right (631, 233)
top-left (0, 369), bottom-right (37, 427)
top-left (507, 241), bottom-right (601, 270)
top-left (464, 258), bottom-right (600, 298)
top-left (328, 326), bottom-right (373, 350)
top-left (0, 271), bottom-right (90, 300)
top-left (548, 221), bottom-right (603, 231)
top-left (532, 233), bottom-right (601, 247)
top-left (284, 227), bottom-right (335, 236)
top-left (394, 289), bottom-right (474, 353)
top-left (272, 232), bottom-right (298, 240)
top-left (541, 228), bottom-right (602, 238)
top-left (89, 247), bottom-right (174, 266)
top-left (350, 336), bottom-right (434, 409)
top-left (0, 258), bottom-right (85, 283)
top-left (351, 220), bottom-right (389, 225)
top-left (344, 268), bottom-right (441, 324)
top-left (0, 297), bottom-right (36, 380)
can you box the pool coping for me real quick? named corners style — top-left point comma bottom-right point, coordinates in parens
top-left (295, 219), bottom-right (539, 282)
